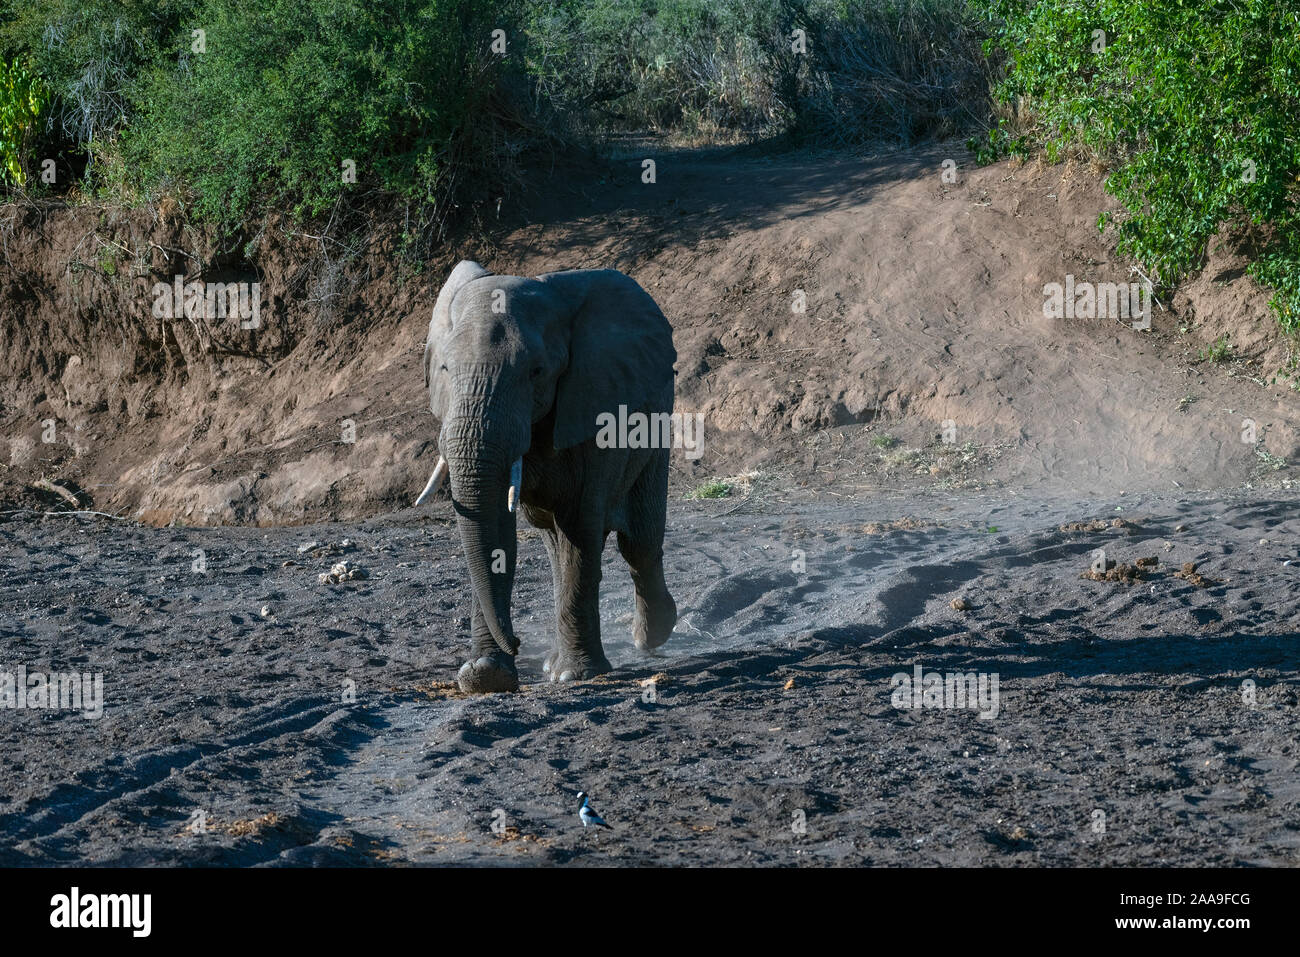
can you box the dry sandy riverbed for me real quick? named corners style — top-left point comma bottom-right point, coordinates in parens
top-left (2, 486), bottom-right (1298, 866)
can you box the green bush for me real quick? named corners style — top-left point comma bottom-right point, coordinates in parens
top-left (1, 0), bottom-right (523, 237)
top-left (976, 0), bottom-right (1300, 332)
top-left (123, 0), bottom-right (514, 229)
top-left (0, 57), bottom-right (49, 184)
top-left (0, 0), bottom-right (193, 147)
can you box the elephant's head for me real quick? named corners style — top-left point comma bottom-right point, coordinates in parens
top-left (421, 260), bottom-right (675, 659)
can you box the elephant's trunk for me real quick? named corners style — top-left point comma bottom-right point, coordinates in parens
top-left (442, 418), bottom-right (523, 659)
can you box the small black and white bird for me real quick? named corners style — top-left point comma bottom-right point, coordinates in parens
top-left (577, 791), bottom-right (612, 829)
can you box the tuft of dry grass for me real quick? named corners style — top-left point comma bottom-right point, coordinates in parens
top-left (227, 812), bottom-right (281, 837)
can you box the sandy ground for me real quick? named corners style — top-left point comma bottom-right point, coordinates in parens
top-left (3, 486), bottom-right (1299, 866)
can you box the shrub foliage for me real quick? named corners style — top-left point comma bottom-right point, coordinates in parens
top-left (977, 0), bottom-right (1300, 331)
top-left (124, 0), bottom-right (510, 228)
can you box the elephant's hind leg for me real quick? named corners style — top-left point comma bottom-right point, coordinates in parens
top-left (619, 452), bottom-right (677, 652)
top-left (456, 594), bottom-right (520, 693)
top-left (618, 531), bottom-right (676, 652)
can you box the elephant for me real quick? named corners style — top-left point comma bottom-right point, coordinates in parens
top-left (418, 260), bottom-right (679, 693)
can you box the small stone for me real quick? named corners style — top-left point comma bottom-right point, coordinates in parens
top-left (1175, 524), bottom-right (1188, 532)
top-left (950, 597), bottom-right (971, 611)
top-left (783, 677), bottom-right (796, 690)
top-left (260, 605), bottom-right (271, 617)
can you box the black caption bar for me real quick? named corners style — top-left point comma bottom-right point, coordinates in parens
top-left (0, 867), bottom-right (1279, 943)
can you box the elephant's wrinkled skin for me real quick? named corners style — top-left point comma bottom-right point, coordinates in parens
top-left (423, 261), bottom-right (679, 693)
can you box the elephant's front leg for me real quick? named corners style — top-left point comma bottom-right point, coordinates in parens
top-left (539, 527), bottom-right (564, 677)
top-left (456, 594), bottom-right (520, 693)
top-left (547, 526), bottom-right (612, 682)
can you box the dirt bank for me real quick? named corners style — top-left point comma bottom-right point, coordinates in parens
top-left (3, 144), bottom-right (1298, 525)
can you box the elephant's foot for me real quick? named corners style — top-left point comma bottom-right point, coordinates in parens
top-left (633, 595), bottom-right (677, 652)
top-left (457, 652), bottom-right (519, 693)
top-left (543, 648), bottom-right (612, 683)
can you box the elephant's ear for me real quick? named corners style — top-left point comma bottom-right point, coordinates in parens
top-left (425, 260), bottom-right (491, 419)
top-left (541, 269), bottom-right (677, 451)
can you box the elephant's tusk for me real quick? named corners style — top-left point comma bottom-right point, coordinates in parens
top-left (507, 458), bottom-right (522, 513)
top-left (414, 457), bottom-right (447, 506)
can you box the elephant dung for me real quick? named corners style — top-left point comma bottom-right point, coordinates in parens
top-left (318, 559), bottom-right (369, 584)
